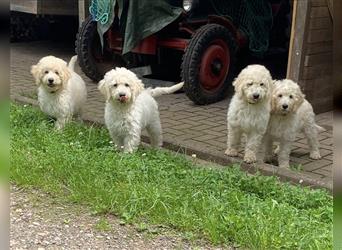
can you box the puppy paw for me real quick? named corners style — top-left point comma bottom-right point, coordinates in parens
top-left (54, 123), bottom-right (64, 130)
top-left (225, 148), bottom-right (238, 157)
top-left (309, 151), bottom-right (321, 160)
top-left (243, 152), bottom-right (257, 163)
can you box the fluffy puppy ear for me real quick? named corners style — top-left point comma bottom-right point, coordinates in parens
top-left (232, 76), bottom-right (244, 98)
top-left (30, 64), bottom-right (41, 85)
top-left (131, 79), bottom-right (144, 100)
top-left (60, 66), bottom-right (72, 85)
top-left (271, 91), bottom-right (278, 113)
top-left (98, 79), bottom-right (111, 101)
top-left (293, 89), bottom-right (305, 111)
top-left (265, 78), bottom-right (274, 98)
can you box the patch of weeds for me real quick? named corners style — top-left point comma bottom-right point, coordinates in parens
top-left (136, 222), bottom-right (148, 233)
top-left (290, 164), bottom-right (303, 171)
top-left (94, 218), bottom-right (111, 232)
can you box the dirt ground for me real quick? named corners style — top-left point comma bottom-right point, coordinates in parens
top-left (10, 185), bottom-right (231, 250)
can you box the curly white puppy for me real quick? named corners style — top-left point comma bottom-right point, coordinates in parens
top-left (31, 55), bottom-right (87, 130)
top-left (225, 64), bottom-right (273, 163)
top-left (98, 67), bottom-right (184, 153)
top-left (263, 79), bottom-right (324, 168)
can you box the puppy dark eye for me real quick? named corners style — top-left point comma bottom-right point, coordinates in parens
top-left (44, 71), bottom-right (49, 74)
top-left (278, 94), bottom-right (282, 98)
top-left (113, 83), bottom-right (118, 87)
top-left (125, 83), bottom-right (129, 87)
top-left (55, 71), bottom-right (59, 75)
top-left (260, 83), bottom-right (264, 86)
top-left (289, 95), bottom-right (293, 99)
top-left (247, 82), bottom-right (253, 86)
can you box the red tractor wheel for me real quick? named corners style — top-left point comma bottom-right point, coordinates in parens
top-left (182, 24), bottom-right (237, 104)
top-left (75, 16), bottom-right (126, 82)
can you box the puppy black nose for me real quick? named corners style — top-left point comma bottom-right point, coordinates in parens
top-left (282, 104), bottom-right (288, 109)
top-left (253, 93), bottom-right (259, 99)
top-left (119, 93), bottom-right (126, 97)
top-left (48, 78), bottom-right (54, 84)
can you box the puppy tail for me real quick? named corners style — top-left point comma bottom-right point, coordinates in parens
top-left (68, 55), bottom-right (78, 72)
top-left (151, 82), bottom-right (184, 97)
top-left (315, 124), bottom-right (326, 133)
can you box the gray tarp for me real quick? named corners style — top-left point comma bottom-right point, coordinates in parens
top-left (97, 0), bottom-right (183, 54)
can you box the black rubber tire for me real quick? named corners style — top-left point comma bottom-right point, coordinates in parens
top-left (75, 16), bottom-right (125, 82)
top-left (181, 24), bottom-right (237, 105)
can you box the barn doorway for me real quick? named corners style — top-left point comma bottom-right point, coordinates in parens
top-left (236, 0), bottom-right (293, 80)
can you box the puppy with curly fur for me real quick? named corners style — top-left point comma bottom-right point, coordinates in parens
top-left (225, 64), bottom-right (273, 163)
top-left (98, 67), bottom-right (184, 153)
top-left (31, 55), bottom-right (87, 130)
top-left (262, 79), bottom-right (324, 168)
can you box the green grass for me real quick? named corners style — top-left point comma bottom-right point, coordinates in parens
top-left (10, 103), bottom-right (332, 249)
top-left (95, 218), bottom-right (112, 232)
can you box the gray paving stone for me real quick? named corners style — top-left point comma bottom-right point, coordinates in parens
top-left (302, 159), bottom-right (331, 171)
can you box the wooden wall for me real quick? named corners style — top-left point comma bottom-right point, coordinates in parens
top-left (289, 0), bottom-right (333, 113)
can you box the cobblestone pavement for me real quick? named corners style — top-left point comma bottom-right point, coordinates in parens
top-left (10, 41), bottom-right (333, 190)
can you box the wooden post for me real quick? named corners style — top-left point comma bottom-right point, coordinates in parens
top-left (78, 0), bottom-right (89, 25)
top-left (334, 0), bottom-right (342, 104)
top-left (286, 0), bottom-right (310, 83)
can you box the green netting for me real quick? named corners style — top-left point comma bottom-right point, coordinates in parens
top-left (89, 0), bottom-right (113, 25)
top-left (89, 0), bottom-right (182, 54)
top-left (89, 0), bottom-right (273, 56)
top-left (210, 0), bottom-right (273, 56)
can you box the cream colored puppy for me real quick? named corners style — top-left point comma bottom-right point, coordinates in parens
top-left (225, 65), bottom-right (273, 163)
top-left (98, 67), bottom-right (184, 153)
top-left (263, 79), bottom-right (324, 168)
top-left (31, 55), bottom-right (87, 130)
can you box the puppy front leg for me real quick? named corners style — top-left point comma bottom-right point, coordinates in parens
top-left (110, 134), bottom-right (123, 150)
top-left (123, 130), bottom-right (141, 153)
top-left (55, 115), bottom-right (71, 130)
top-left (244, 132), bottom-right (263, 163)
top-left (277, 140), bottom-right (292, 168)
top-left (260, 135), bottom-right (273, 163)
top-left (225, 125), bottom-right (241, 157)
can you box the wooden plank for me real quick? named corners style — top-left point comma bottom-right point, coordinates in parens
top-left (40, 0), bottom-right (78, 16)
top-left (287, 0), bottom-right (310, 83)
top-left (306, 41), bottom-right (332, 54)
top-left (79, 0), bottom-right (86, 24)
top-left (304, 52), bottom-right (332, 66)
top-left (10, 0), bottom-right (38, 14)
top-left (286, 0), bottom-right (297, 80)
top-left (11, 0), bottom-right (78, 15)
top-left (310, 0), bottom-right (326, 6)
top-left (303, 76), bottom-right (333, 98)
top-left (302, 64), bottom-right (332, 80)
top-left (310, 7), bottom-right (330, 18)
top-left (78, 0), bottom-right (90, 24)
top-left (326, 0), bottom-right (333, 19)
top-left (308, 97), bottom-right (333, 113)
top-left (303, 75), bottom-right (332, 90)
top-left (309, 17), bottom-right (331, 30)
top-left (307, 29), bottom-right (332, 43)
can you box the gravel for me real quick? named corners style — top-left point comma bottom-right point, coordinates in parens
top-left (10, 185), bottom-right (231, 249)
